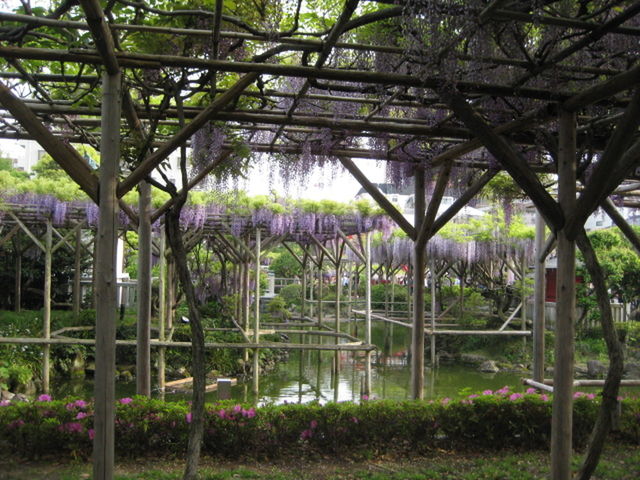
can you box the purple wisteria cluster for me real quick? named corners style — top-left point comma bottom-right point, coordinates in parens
top-left (178, 203), bottom-right (394, 240)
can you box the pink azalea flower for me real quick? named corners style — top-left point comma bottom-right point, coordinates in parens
top-left (76, 412), bottom-right (88, 420)
top-left (586, 393), bottom-right (596, 400)
top-left (242, 408), bottom-right (256, 419)
top-left (441, 397), bottom-right (450, 406)
top-left (468, 394), bottom-right (479, 399)
top-left (186, 413), bottom-right (192, 424)
top-left (526, 388), bottom-right (537, 394)
top-left (74, 399), bottom-right (88, 408)
top-left (351, 417), bottom-right (359, 423)
top-left (233, 405), bottom-right (242, 414)
top-left (310, 419), bottom-right (318, 429)
top-left (119, 397), bottom-right (133, 405)
top-left (0, 400), bottom-right (10, 407)
top-left (65, 422), bottom-right (83, 433)
top-left (217, 409), bottom-right (226, 419)
top-left (541, 394), bottom-right (549, 402)
top-left (482, 390), bottom-right (493, 395)
top-left (496, 386), bottom-right (510, 395)
top-left (509, 393), bottom-right (523, 401)
top-left (37, 394), bottom-right (52, 402)
top-left (300, 428), bottom-right (313, 440)
top-left (88, 428), bottom-right (95, 440)
top-left (361, 395), bottom-right (369, 401)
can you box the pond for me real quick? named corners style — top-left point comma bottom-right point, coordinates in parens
top-left (53, 319), bottom-right (525, 403)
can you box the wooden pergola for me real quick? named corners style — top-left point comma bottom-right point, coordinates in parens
top-left (1, 1), bottom-right (640, 479)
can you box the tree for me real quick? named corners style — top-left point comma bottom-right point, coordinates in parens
top-left (577, 226), bottom-right (640, 325)
top-left (270, 246), bottom-right (303, 278)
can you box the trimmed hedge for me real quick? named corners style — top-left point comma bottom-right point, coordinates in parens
top-left (1, 389), bottom-right (639, 460)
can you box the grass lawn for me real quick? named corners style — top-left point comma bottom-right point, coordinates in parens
top-left (1, 444), bottom-right (639, 480)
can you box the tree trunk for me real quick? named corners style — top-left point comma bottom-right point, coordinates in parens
top-left (165, 208), bottom-right (206, 480)
top-left (574, 230), bottom-right (624, 480)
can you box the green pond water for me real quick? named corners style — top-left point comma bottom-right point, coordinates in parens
top-left (52, 320), bottom-right (526, 404)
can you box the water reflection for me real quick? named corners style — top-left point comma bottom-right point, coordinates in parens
top-left (53, 321), bottom-right (525, 404)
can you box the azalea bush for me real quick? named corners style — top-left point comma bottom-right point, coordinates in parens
top-left (1, 390), bottom-right (638, 460)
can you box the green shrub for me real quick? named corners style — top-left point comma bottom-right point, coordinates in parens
top-left (1, 391), bottom-right (637, 460)
top-left (278, 284), bottom-right (302, 308)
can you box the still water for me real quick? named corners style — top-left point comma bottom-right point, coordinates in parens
top-left (53, 321), bottom-right (524, 404)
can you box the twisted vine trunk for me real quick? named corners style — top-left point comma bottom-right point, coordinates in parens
top-left (165, 206), bottom-right (206, 480)
top-left (574, 229), bottom-right (624, 480)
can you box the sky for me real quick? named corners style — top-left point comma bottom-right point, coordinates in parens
top-left (238, 157), bottom-right (386, 202)
top-left (1, 136), bottom-right (388, 203)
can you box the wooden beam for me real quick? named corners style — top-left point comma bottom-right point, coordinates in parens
top-left (0, 224), bottom-right (20, 248)
top-left (308, 234), bottom-right (336, 265)
top-left (0, 45), bottom-right (573, 102)
top-left (439, 87), bottom-right (563, 231)
top-left (338, 156), bottom-right (416, 238)
top-left (430, 169), bottom-right (498, 236)
top-left (565, 88), bottom-right (640, 240)
top-left (337, 229), bottom-right (366, 263)
top-left (0, 80), bottom-right (98, 201)
top-left (0, 336), bottom-right (376, 351)
top-left (416, 161), bottom-right (453, 249)
top-left (79, 0), bottom-right (119, 75)
top-left (117, 72), bottom-right (258, 196)
top-left (602, 198), bottom-right (640, 255)
top-left (151, 150), bottom-right (232, 222)
top-left (563, 63), bottom-right (640, 112)
top-left (8, 212), bottom-right (45, 252)
top-left (431, 104), bottom-right (557, 168)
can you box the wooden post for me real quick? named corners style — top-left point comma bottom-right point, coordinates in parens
top-left (73, 227), bottom-right (82, 317)
top-left (334, 242), bottom-right (341, 377)
top-left (252, 228), bottom-right (261, 397)
top-left (521, 250), bottom-right (528, 351)
top-left (14, 239), bottom-right (22, 313)
top-left (430, 256), bottom-right (437, 366)
top-left (411, 167), bottom-right (426, 399)
top-left (42, 219), bottom-right (52, 393)
top-left (309, 264), bottom-right (314, 318)
top-left (166, 256), bottom-right (175, 331)
top-left (551, 109), bottom-right (576, 480)
top-left (157, 226), bottom-right (166, 393)
top-left (93, 70), bottom-right (121, 480)
top-left (364, 232), bottom-right (372, 396)
top-left (242, 260), bottom-right (250, 365)
top-left (136, 180), bottom-right (152, 397)
top-left (317, 259), bottom-right (323, 328)
top-left (533, 211), bottom-right (546, 382)
top-left (301, 262), bottom-right (307, 319)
